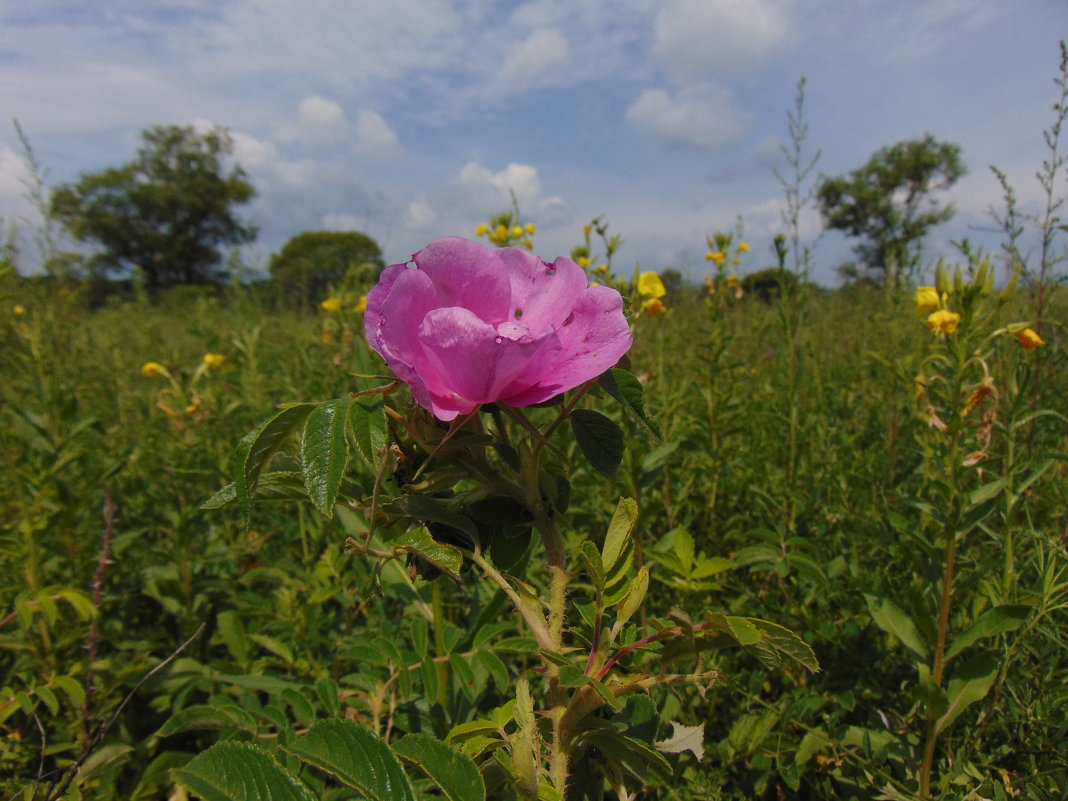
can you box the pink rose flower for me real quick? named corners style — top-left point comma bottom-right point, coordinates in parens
top-left (365, 237), bottom-right (633, 421)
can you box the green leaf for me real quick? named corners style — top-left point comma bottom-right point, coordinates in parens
top-left (176, 741), bottom-right (315, 801)
top-left (613, 565), bottom-right (650, 635)
top-left (383, 495), bottom-right (479, 546)
top-left (599, 368), bottom-right (662, 442)
top-left (865, 594), bottom-right (927, 661)
top-left (578, 539), bottom-right (605, 594)
top-left (52, 675), bottom-right (85, 709)
top-left (570, 409), bottom-right (624, 479)
top-left (393, 733), bottom-right (486, 801)
top-left (201, 472), bottom-right (308, 510)
top-left (946, 605), bottom-right (1030, 661)
top-left (235, 404), bottom-right (316, 522)
top-left (935, 653), bottom-right (998, 735)
top-left (968, 477), bottom-right (1009, 508)
top-left (350, 396), bottom-right (389, 466)
top-left (216, 609), bottom-right (249, 662)
top-left (284, 719), bottom-right (416, 801)
top-left (394, 527), bottom-right (463, 581)
top-left (745, 618), bottom-right (820, 672)
top-left (301, 397), bottom-right (352, 517)
top-left (602, 498), bottom-right (639, 575)
top-left (157, 704), bottom-right (259, 737)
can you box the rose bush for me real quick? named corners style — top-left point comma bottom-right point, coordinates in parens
top-left (364, 237), bottom-right (632, 420)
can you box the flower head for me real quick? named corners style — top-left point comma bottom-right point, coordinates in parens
top-left (474, 223), bottom-right (489, 237)
top-left (1016, 328), bottom-right (1044, 349)
top-left (354, 294), bottom-right (367, 314)
top-left (705, 251), bottom-right (725, 265)
top-left (13, 304), bottom-right (26, 316)
top-left (638, 271), bottom-right (666, 299)
top-left (320, 296), bottom-right (341, 313)
top-left (202, 353), bottom-right (226, 370)
top-left (141, 361), bottom-right (166, 378)
top-left (364, 237), bottom-right (632, 421)
top-left (915, 286), bottom-right (940, 316)
top-left (576, 256), bottom-right (590, 268)
top-left (736, 241), bottom-right (750, 253)
top-left (926, 309), bottom-right (961, 335)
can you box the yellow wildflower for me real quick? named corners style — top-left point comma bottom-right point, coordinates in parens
top-left (705, 251), bottom-right (725, 265)
top-left (474, 222), bottom-right (489, 237)
top-left (13, 304), bottom-right (25, 316)
top-left (202, 353), bottom-right (226, 370)
top-left (524, 223), bottom-right (536, 235)
top-left (1016, 328), bottom-right (1044, 349)
top-left (736, 241), bottom-right (750, 253)
top-left (915, 286), bottom-right (940, 316)
top-left (703, 276), bottom-right (716, 295)
top-left (641, 297), bottom-right (666, 317)
top-left (141, 361), bottom-right (166, 378)
top-left (927, 309), bottom-right (961, 335)
top-left (320, 296), bottom-right (341, 313)
top-left (593, 264), bottom-right (609, 275)
top-left (589, 280), bottom-right (601, 287)
top-left (511, 225), bottom-right (523, 239)
top-left (577, 256), bottom-right (590, 268)
top-left (354, 294), bottom-right (367, 313)
top-left (492, 224), bottom-right (508, 243)
top-left (638, 271), bottom-right (666, 298)
top-left (726, 275), bottom-right (739, 288)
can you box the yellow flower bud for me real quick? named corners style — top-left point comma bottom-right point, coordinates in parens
top-left (320, 296), bottom-right (341, 312)
top-left (202, 353), bottom-right (226, 370)
top-left (475, 222), bottom-right (489, 237)
top-left (926, 309), bottom-right (961, 335)
top-left (705, 251), bottom-right (725, 265)
top-left (511, 225), bottom-right (524, 238)
top-left (914, 286), bottom-right (940, 316)
top-left (1016, 328), bottom-right (1044, 349)
top-left (638, 272), bottom-right (666, 298)
top-left (141, 361), bottom-right (165, 378)
top-left (577, 256), bottom-right (590, 268)
top-left (593, 264), bottom-right (609, 275)
top-left (354, 294), bottom-right (367, 313)
top-left (13, 304), bottom-right (25, 316)
top-left (736, 241), bottom-right (750, 253)
top-left (524, 223), bottom-right (536, 235)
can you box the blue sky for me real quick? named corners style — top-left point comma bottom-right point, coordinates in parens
top-left (1, 0), bottom-right (1065, 284)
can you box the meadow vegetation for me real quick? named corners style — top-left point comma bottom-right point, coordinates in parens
top-left (2, 49), bottom-right (1067, 801)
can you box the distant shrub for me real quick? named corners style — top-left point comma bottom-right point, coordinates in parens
top-left (741, 267), bottom-right (799, 302)
top-left (269, 230), bottom-right (384, 306)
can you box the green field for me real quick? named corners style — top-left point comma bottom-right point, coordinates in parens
top-left (2, 265), bottom-right (1065, 800)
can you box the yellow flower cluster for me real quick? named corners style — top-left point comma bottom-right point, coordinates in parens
top-left (320, 296), bottom-right (341, 313)
top-left (475, 221), bottom-right (536, 249)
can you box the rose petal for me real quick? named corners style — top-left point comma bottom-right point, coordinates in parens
top-left (416, 307), bottom-right (550, 415)
top-left (412, 237), bottom-right (511, 325)
top-left (501, 285), bottom-right (632, 406)
top-left (496, 250), bottom-right (588, 335)
top-left (373, 268), bottom-right (441, 412)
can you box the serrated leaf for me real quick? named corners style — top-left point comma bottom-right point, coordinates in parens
top-left (201, 472), bottom-right (307, 510)
top-left (570, 409), bottom-right (624, 479)
top-left (235, 404), bottom-right (317, 522)
top-left (157, 704), bottom-right (259, 737)
top-left (350, 396), bottom-right (389, 466)
top-left (654, 721), bottom-right (704, 762)
top-left (935, 653), bottom-right (998, 735)
top-left (393, 733), bottom-right (485, 801)
top-left (176, 741), bottom-right (315, 801)
top-left (284, 719), bottom-right (416, 801)
top-left (394, 527), bottom-right (463, 581)
top-left (301, 397), bottom-right (352, 517)
top-left (600, 368), bottom-right (662, 442)
top-left (746, 618), bottom-right (820, 672)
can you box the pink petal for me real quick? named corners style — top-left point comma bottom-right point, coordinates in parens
top-left (371, 267), bottom-right (441, 413)
top-left (411, 238), bottom-right (511, 325)
top-left (501, 285), bottom-right (632, 406)
top-left (495, 250), bottom-right (588, 335)
top-left (416, 307), bottom-right (550, 414)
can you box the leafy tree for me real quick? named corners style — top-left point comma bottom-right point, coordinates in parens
top-left (817, 134), bottom-right (965, 287)
top-left (269, 230), bottom-right (384, 304)
top-left (50, 125), bottom-right (256, 288)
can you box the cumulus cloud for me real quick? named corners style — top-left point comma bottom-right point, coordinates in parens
top-left (497, 28), bottom-right (569, 87)
top-left (354, 111), bottom-right (401, 158)
top-left (296, 96), bottom-right (348, 143)
top-left (626, 83), bottom-right (744, 150)
top-left (459, 161), bottom-right (543, 207)
top-left (652, 0), bottom-right (789, 80)
top-left (406, 199), bottom-right (437, 229)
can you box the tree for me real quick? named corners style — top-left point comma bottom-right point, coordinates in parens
top-left (50, 125), bottom-right (256, 288)
top-left (269, 230), bottom-right (384, 304)
top-left (816, 135), bottom-right (965, 287)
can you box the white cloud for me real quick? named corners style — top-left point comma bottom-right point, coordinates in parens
top-left (498, 28), bottom-right (569, 87)
top-left (322, 213), bottom-right (363, 231)
top-left (459, 161), bottom-right (543, 207)
top-left (296, 96), bottom-right (349, 144)
top-left (626, 83), bottom-right (744, 150)
top-left (354, 111), bottom-right (401, 158)
top-left (652, 0), bottom-right (788, 80)
top-left (406, 199), bottom-right (437, 229)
